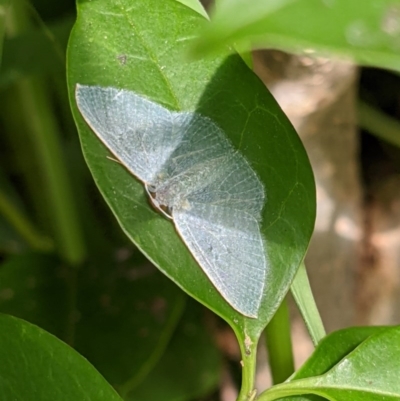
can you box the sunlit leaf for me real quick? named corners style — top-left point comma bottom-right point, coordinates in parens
top-left (193, 0), bottom-right (400, 72)
top-left (67, 0), bottom-right (315, 343)
top-left (260, 326), bottom-right (400, 401)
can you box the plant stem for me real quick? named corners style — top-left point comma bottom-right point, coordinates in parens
top-left (291, 262), bottom-right (325, 346)
top-left (0, 190), bottom-right (53, 251)
top-left (236, 330), bottom-right (259, 401)
top-left (358, 100), bottom-right (400, 148)
top-left (265, 297), bottom-right (294, 384)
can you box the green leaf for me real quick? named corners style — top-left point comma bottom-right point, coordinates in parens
top-left (126, 300), bottom-right (222, 401)
top-left (193, 0), bottom-right (400, 72)
top-left (259, 326), bottom-right (400, 401)
top-left (0, 314), bottom-right (123, 401)
top-left (175, 0), bottom-right (208, 19)
top-left (266, 323), bottom-right (379, 400)
top-left (273, 326), bottom-right (390, 401)
top-left (290, 326), bottom-right (389, 381)
top-left (67, 0), bottom-right (315, 342)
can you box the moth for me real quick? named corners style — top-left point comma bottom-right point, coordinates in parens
top-left (75, 84), bottom-right (267, 317)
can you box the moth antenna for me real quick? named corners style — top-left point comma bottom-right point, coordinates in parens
top-left (106, 155), bottom-right (123, 164)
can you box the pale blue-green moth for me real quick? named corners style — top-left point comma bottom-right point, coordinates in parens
top-left (75, 84), bottom-right (266, 318)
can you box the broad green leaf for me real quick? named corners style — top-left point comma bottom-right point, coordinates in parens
top-left (193, 0), bottom-right (400, 72)
top-left (67, 0), bottom-right (315, 344)
top-left (259, 326), bottom-right (400, 401)
top-left (126, 300), bottom-right (222, 401)
top-left (0, 314), bottom-right (123, 401)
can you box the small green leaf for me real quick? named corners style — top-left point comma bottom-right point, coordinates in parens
top-left (273, 326), bottom-right (390, 401)
top-left (290, 326), bottom-right (389, 381)
top-left (260, 326), bottom-right (400, 401)
top-left (67, 0), bottom-right (315, 343)
top-left (193, 0), bottom-right (400, 72)
top-left (0, 314), bottom-right (123, 401)
top-left (310, 326), bottom-right (400, 400)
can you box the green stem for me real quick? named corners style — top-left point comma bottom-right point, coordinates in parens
top-left (265, 297), bottom-right (294, 384)
top-left (0, 190), bottom-right (53, 251)
top-left (236, 330), bottom-right (259, 401)
top-left (358, 100), bottom-right (400, 148)
top-left (291, 262), bottom-right (325, 346)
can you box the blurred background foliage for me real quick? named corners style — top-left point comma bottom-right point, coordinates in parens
top-left (1, 0), bottom-right (400, 400)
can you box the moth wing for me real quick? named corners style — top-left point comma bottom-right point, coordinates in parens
top-left (173, 203), bottom-right (266, 317)
top-left (75, 85), bottom-right (183, 183)
top-left (186, 153), bottom-right (265, 218)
